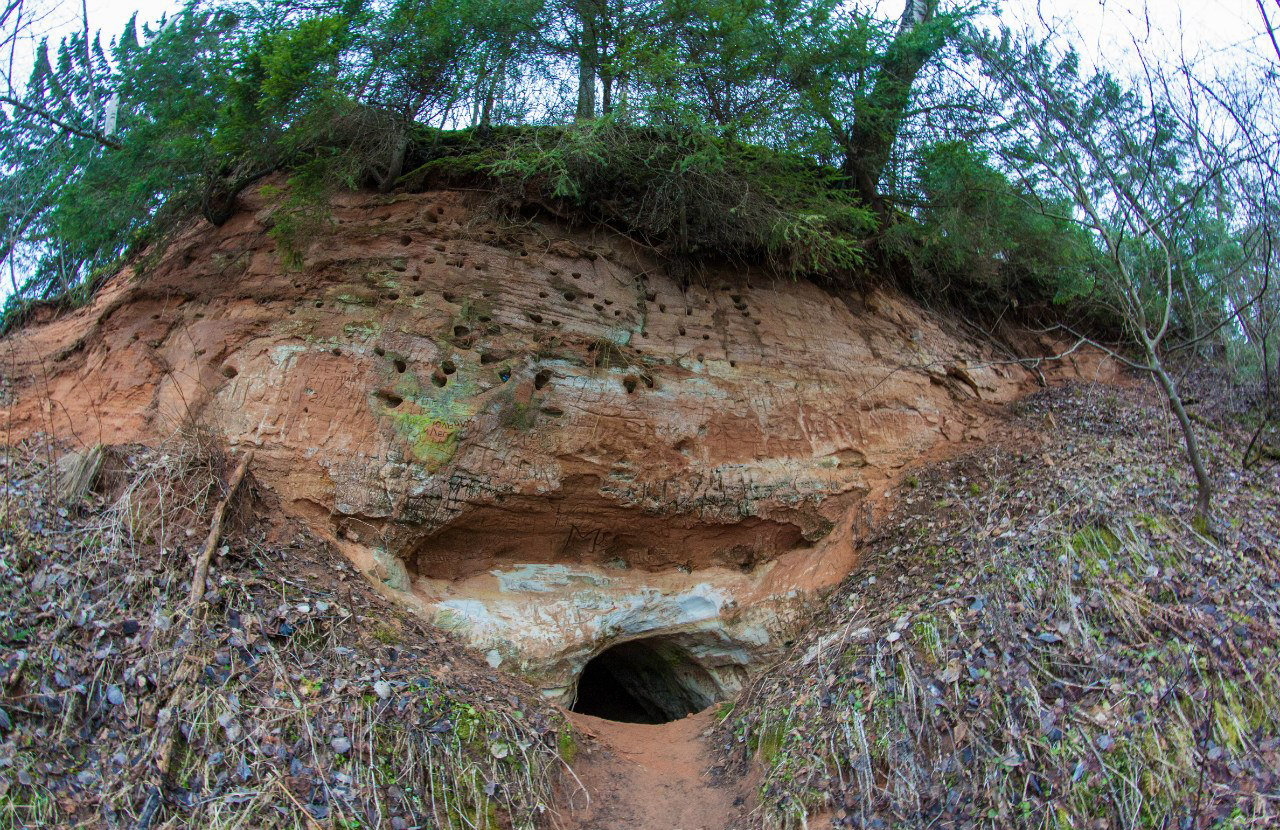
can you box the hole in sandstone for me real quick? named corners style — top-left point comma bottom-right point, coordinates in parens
top-left (454, 325), bottom-right (470, 337)
top-left (374, 347), bottom-right (386, 357)
top-left (432, 371), bottom-right (447, 387)
top-left (571, 638), bottom-right (718, 724)
top-left (440, 360), bottom-right (456, 375)
top-left (400, 235), bottom-right (411, 246)
top-left (534, 369), bottom-right (551, 390)
top-left (375, 390), bottom-right (403, 408)
top-left (222, 366), bottom-right (238, 379)
top-left (623, 375), bottom-right (638, 394)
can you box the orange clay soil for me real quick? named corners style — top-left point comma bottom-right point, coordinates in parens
top-left (565, 708), bottom-right (746, 830)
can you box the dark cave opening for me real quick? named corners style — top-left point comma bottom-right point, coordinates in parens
top-left (570, 637), bottom-right (719, 724)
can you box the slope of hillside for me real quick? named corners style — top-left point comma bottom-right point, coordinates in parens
top-left (720, 380), bottom-right (1280, 829)
top-left (0, 436), bottom-right (573, 828)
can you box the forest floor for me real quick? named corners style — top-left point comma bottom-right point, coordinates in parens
top-left (719, 374), bottom-right (1280, 829)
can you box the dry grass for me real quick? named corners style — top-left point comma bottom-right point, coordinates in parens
top-left (0, 434), bottom-right (575, 828)
top-left (720, 383), bottom-right (1280, 829)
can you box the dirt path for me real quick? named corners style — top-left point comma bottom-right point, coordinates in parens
top-left (563, 708), bottom-right (744, 830)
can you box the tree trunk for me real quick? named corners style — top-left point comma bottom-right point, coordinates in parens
top-left (379, 132), bottom-right (409, 193)
top-left (480, 58), bottom-right (504, 127)
top-left (576, 21), bottom-right (598, 121)
top-left (845, 0), bottom-right (942, 211)
top-left (1150, 351), bottom-right (1213, 525)
top-left (601, 72), bottom-right (614, 115)
top-left (1262, 331), bottom-right (1273, 402)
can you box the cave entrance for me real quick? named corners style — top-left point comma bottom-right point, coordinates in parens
top-left (570, 637), bottom-right (719, 724)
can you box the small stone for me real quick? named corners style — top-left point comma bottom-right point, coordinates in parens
top-left (331, 736), bottom-right (351, 754)
top-left (374, 680), bottom-right (391, 699)
top-left (886, 631), bottom-right (900, 643)
top-left (106, 685), bottom-right (125, 705)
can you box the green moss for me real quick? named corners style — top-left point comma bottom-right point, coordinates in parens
top-left (371, 622), bottom-right (399, 644)
top-left (499, 397), bottom-right (537, 431)
top-left (1069, 524), bottom-right (1121, 560)
top-left (343, 320), bottom-right (382, 339)
top-left (557, 729), bottom-right (578, 765)
top-left (752, 716), bottom-right (790, 765)
top-left (332, 288), bottom-right (379, 306)
top-left (377, 366), bottom-right (477, 468)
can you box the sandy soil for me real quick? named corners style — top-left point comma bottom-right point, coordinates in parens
top-left (564, 708), bottom-right (745, 830)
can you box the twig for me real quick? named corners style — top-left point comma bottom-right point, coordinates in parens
top-left (189, 450), bottom-right (253, 606)
top-left (135, 450), bottom-right (254, 830)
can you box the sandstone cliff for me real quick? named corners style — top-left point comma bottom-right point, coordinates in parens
top-left (0, 186), bottom-right (1115, 701)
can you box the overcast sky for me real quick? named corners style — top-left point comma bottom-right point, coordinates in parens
top-left (16, 0), bottom-right (1275, 76)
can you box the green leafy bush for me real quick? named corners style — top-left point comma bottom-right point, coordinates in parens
top-left (883, 140), bottom-right (1102, 312)
top-left (487, 119), bottom-right (876, 278)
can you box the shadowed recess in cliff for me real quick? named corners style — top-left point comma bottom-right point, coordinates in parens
top-left (407, 476), bottom-right (813, 579)
top-left (570, 636), bottom-right (721, 724)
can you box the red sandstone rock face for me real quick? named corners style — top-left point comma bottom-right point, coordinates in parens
top-left (0, 186), bottom-right (1118, 696)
